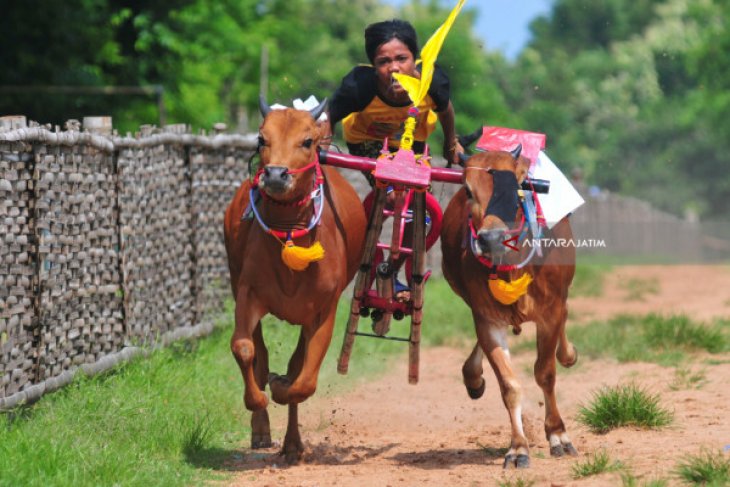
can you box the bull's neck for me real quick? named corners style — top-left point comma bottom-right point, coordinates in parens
top-left (258, 196), bottom-right (315, 233)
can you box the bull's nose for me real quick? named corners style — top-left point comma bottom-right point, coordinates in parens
top-left (477, 229), bottom-right (508, 256)
top-left (262, 166), bottom-right (290, 190)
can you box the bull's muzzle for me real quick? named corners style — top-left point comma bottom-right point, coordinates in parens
top-left (261, 165), bottom-right (291, 193)
top-left (476, 228), bottom-right (509, 257)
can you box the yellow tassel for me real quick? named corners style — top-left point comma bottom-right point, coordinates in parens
top-left (488, 273), bottom-right (533, 305)
top-left (281, 239), bottom-right (325, 271)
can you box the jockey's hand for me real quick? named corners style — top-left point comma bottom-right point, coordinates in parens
top-left (318, 119), bottom-right (333, 151)
top-left (443, 138), bottom-right (465, 168)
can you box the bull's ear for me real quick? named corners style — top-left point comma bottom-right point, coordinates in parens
top-left (510, 143), bottom-right (522, 160)
top-left (309, 98), bottom-right (328, 121)
top-left (259, 93), bottom-right (272, 117)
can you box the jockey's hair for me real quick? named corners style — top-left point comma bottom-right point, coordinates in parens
top-left (365, 19), bottom-right (419, 63)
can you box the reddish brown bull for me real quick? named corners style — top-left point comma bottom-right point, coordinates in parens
top-left (223, 98), bottom-right (366, 463)
top-left (440, 148), bottom-right (579, 469)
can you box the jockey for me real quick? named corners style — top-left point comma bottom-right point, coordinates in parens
top-left (325, 19), bottom-right (464, 177)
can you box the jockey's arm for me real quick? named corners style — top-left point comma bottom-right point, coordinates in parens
top-left (437, 101), bottom-right (464, 167)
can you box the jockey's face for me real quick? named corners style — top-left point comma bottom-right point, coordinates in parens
top-left (373, 38), bottom-right (418, 103)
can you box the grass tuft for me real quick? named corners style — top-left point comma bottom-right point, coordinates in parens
top-left (669, 366), bottom-right (707, 391)
top-left (571, 449), bottom-right (626, 479)
top-left (577, 383), bottom-right (673, 433)
top-left (497, 476), bottom-right (536, 487)
top-left (621, 277), bottom-right (660, 302)
top-left (674, 449), bottom-right (730, 486)
top-left (567, 314), bottom-right (730, 366)
top-left (182, 413), bottom-right (213, 458)
top-left (620, 472), bottom-right (668, 486)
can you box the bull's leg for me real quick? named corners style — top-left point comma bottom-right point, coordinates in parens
top-left (250, 323), bottom-right (272, 448)
top-left (556, 315), bottom-right (578, 368)
top-left (462, 343), bottom-right (486, 399)
top-left (269, 305), bottom-right (335, 405)
top-left (279, 332), bottom-right (306, 464)
top-left (231, 288), bottom-right (268, 411)
top-left (534, 309), bottom-right (578, 458)
top-left (475, 318), bottom-right (530, 469)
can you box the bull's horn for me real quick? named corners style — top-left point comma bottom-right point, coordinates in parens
top-left (510, 143), bottom-right (522, 160)
top-left (259, 93), bottom-right (272, 117)
top-left (309, 98), bottom-right (328, 121)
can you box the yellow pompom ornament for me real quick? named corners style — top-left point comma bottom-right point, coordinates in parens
top-left (281, 238), bottom-right (325, 271)
top-left (488, 273), bottom-right (533, 305)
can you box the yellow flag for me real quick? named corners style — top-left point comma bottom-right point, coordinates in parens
top-left (393, 0), bottom-right (466, 105)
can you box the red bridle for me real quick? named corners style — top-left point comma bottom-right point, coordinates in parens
top-left (253, 153), bottom-right (324, 207)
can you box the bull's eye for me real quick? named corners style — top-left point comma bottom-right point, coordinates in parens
top-left (302, 138), bottom-right (313, 149)
top-left (257, 135), bottom-right (266, 148)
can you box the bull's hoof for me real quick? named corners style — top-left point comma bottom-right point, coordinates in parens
top-left (550, 444), bottom-right (565, 457)
top-left (563, 442), bottom-right (578, 456)
top-left (251, 410), bottom-right (271, 449)
top-left (503, 453), bottom-right (530, 469)
top-left (567, 345), bottom-right (579, 367)
top-left (268, 374), bottom-right (291, 405)
top-left (550, 443), bottom-right (578, 457)
top-left (281, 439), bottom-right (304, 465)
top-left (466, 377), bottom-right (486, 400)
top-left (560, 344), bottom-right (579, 368)
top-left (251, 434), bottom-right (272, 449)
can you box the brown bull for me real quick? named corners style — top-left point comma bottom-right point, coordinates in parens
top-left (223, 98), bottom-right (366, 463)
top-left (440, 148), bottom-right (579, 469)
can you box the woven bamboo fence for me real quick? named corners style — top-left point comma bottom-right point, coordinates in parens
top-left (0, 116), bottom-right (255, 410)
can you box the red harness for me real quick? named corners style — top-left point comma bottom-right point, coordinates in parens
top-left (468, 210), bottom-right (526, 273)
top-left (249, 154), bottom-right (325, 240)
top-left (253, 154), bottom-right (324, 206)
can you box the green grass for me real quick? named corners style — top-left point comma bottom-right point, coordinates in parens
top-left (571, 262), bottom-right (612, 297)
top-left (621, 277), bottom-right (660, 301)
top-left (669, 366), bottom-right (708, 391)
top-left (0, 326), bottom-right (243, 487)
top-left (620, 472), bottom-right (669, 487)
top-left (0, 294), bottom-right (410, 487)
top-left (420, 278), bottom-right (474, 346)
top-left (497, 477), bottom-right (536, 487)
top-left (577, 383), bottom-right (673, 433)
top-left (567, 314), bottom-right (730, 366)
top-left (675, 449), bottom-right (730, 486)
top-left (571, 449), bottom-right (626, 479)
top-left (0, 278), bottom-right (473, 486)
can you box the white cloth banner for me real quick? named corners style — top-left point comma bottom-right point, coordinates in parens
top-left (530, 151), bottom-right (585, 228)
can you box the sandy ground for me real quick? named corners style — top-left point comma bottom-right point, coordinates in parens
top-left (223, 266), bottom-right (730, 486)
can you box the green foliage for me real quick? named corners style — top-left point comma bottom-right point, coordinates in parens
top-left (568, 314), bottom-right (730, 366)
top-left (3, 0), bottom-right (730, 219)
top-left (674, 449), bottom-right (730, 486)
top-left (577, 383), bottom-right (673, 433)
top-left (571, 449), bottom-right (626, 479)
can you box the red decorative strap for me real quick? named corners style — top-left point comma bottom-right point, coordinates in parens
top-left (251, 152), bottom-right (322, 206)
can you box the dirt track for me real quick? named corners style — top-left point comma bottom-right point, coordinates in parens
top-left (225, 266), bottom-right (730, 486)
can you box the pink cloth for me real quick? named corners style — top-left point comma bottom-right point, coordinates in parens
top-left (476, 126), bottom-right (546, 165)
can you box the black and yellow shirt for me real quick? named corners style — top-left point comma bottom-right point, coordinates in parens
top-left (329, 65), bottom-right (451, 154)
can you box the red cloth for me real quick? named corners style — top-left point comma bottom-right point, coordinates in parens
top-left (476, 126), bottom-right (546, 165)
